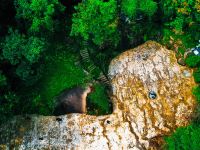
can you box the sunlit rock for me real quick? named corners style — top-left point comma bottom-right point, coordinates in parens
top-left (0, 41), bottom-right (197, 149)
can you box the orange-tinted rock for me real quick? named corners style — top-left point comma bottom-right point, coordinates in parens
top-left (109, 41), bottom-right (196, 148)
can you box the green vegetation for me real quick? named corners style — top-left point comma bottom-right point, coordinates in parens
top-left (185, 55), bottom-right (200, 67)
top-left (2, 29), bottom-right (45, 65)
top-left (0, 0), bottom-right (200, 148)
top-left (71, 0), bottom-right (119, 47)
top-left (0, 71), bottom-right (6, 87)
top-left (165, 124), bottom-right (200, 150)
top-left (35, 51), bottom-right (89, 114)
top-left (1, 29), bottom-right (45, 82)
top-left (162, 3), bottom-right (200, 148)
top-left (88, 83), bottom-right (112, 115)
top-left (162, 0), bottom-right (200, 146)
top-left (15, 0), bottom-right (65, 33)
top-left (193, 68), bottom-right (200, 83)
top-left (121, 0), bottom-right (157, 18)
top-left (193, 86), bottom-right (200, 103)
top-left (0, 92), bottom-right (20, 122)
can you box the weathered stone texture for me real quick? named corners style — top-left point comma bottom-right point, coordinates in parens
top-left (0, 41), bottom-right (196, 150)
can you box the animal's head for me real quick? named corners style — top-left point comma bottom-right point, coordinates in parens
top-left (85, 83), bottom-right (95, 94)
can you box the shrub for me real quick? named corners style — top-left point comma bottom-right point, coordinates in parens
top-left (0, 72), bottom-right (7, 87)
top-left (164, 124), bottom-right (200, 150)
top-left (193, 68), bottom-right (200, 83)
top-left (87, 83), bottom-right (111, 115)
top-left (185, 55), bottom-right (200, 68)
top-left (193, 86), bottom-right (200, 103)
top-left (0, 92), bottom-right (20, 124)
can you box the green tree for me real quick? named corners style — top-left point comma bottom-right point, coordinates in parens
top-left (15, 0), bottom-right (65, 33)
top-left (71, 0), bottom-right (119, 47)
top-left (121, 0), bottom-right (137, 18)
top-left (121, 0), bottom-right (157, 19)
top-left (2, 29), bottom-right (45, 65)
top-left (0, 92), bottom-right (20, 123)
top-left (162, 0), bottom-right (200, 35)
top-left (71, 0), bottom-right (158, 48)
top-left (1, 29), bottom-right (45, 82)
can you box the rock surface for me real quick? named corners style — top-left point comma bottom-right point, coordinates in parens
top-left (0, 41), bottom-right (197, 150)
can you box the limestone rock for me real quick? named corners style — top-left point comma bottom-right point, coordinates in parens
top-left (0, 41), bottom-right (197, 150)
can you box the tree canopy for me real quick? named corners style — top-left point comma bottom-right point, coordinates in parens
top-left (71, 0), bottom-right (119, 46)
top-left (15, 0), bottom-right (65, 33)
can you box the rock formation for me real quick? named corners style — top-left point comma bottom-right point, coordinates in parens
top-left (0, 41), bottom-right (197, 150)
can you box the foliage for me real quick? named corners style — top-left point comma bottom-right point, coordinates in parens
top-left (71, 0), bottom-right (158, 48)
top-left (185, 55), bottom-right (200, 67)
top-left (161, 0), bottom-right (200, 56)
top-left (121, 0), bottom-right (157, 19)
top-left (16, 62), bottom-right (43, 84)
top-left (71, 0), bottom-right (119, 46)
top-left (2, 29), bottom-right (45, 65)
top-left (15, 0), bottom-right (65, 33)
top-left (121, 0), bottom-right (137, 18)
top-left (33, 51), bottom-right (90, 114)
top-left (164, 124), bottom-right (200, 150)
top-left (2, 29), bottom-right (25, 65)
top-left (88, 83), bottom-right (111, 115)
top-left (119, 0), bottom-right (159, 49)
top-left (170, 16), bottom-right (184, 33)
top-left (0, 92), bottom-right (20, 123)
top-left (162, 0), bottom-right (200, 34)
top-left (193, 68), bottom-right (200, 83)
top-left (0, 71), bottom-right (7, 87)
top-left (139, 0), bottom-right (157, 17)
top-left (193, 86), bottom-right (200, 103)
top-left (156, 1), bottom-right (200, 148)
top-left (1, 29), bottom-right (45, 82)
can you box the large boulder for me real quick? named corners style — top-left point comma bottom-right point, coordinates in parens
top-left (0, 41), bottom-right (197, 150)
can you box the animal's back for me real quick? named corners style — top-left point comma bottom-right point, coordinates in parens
top-left (54, 87), bottom-right (86, 115)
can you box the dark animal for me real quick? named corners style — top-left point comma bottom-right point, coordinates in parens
top-left (53, 86), bottom-right (93, 115)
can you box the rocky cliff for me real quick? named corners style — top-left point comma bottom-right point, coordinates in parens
top-left (0, 41), bottom-right (197, 150)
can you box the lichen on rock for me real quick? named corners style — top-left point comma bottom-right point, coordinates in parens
top-left (0, 41), bottom-right (197, 150)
